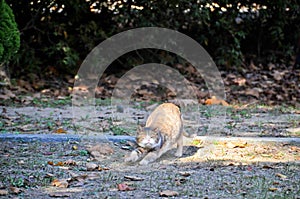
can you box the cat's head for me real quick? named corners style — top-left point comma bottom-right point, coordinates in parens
top-left (136, 126), bottom-right (163, 149)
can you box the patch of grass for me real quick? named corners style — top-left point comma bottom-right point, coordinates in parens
top-left (110, 125), bottom-right (134, 135)
top-left (95, 98), bottom-right (111, 106)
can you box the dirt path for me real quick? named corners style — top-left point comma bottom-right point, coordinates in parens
top-left (0, 103), bottom-right (299, 198)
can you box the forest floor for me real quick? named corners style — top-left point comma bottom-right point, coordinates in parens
top-left (0, 100), bottom-right (299, 198)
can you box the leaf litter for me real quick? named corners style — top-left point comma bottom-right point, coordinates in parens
top-left (0, 95), bottom-right (299, 198)
top-left (0, 136), bottom-right (299, 198)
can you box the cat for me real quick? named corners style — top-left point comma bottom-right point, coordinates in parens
top-left (124, 103), bottom-right (185, 165)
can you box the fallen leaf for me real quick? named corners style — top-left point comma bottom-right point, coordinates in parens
top-left (226, 141), bottom-right (247, 149)
top-left (273, 70), bottom-right (285, 81)
top-left (0, 189), bottom-right (8, 196)
top-left (178, 171), bottom-right (191, 177)
top-left (64, 159), bottom-right (76, 166)
top-left (54, 128), bottom-right (67, 134)
top-left (261, 154), bottom-right (272, 158)
top-left (124, 175), bottom-right (144, 181)
top-left (159, 190), bottom-right (179, 197)
top-left (49, 192), bottom-right (72, 197)
top-left (205, 96), bottom-right (229, 106)
top-left (233, 77), bottom-right (246, 86)
top-left (9, 186), bottom-right (21, 194)
top-left (226, 142), bottom-right (237, 149)
top-left (275, 173), bottom-right (287, 179)
top-left (117, 183), bottom-right (135, 191)
top-left (244, 88), bottom-right (260, 98)
top-left (86, 163), bottom-right (98, 171)
top-left (98, 166), bottom-right (110, 171)
top-left (262, 165), bottom-right (274, 169)
top-left (18, 160), bottom-right (25, 165)
top-left (45, 173), bottom-right (55, 178)
top-left (48, 161), bottom-right (54, 165)
top-left (227, 162), bottom-right (239, 166)
top-left (269, 187), bottom-right (278, 192)
top-left (48, 161), bottom-right (64, 166)
top-left (175, 178), bottom-right (187, 186)
top-left (51, 179), bottom-right (69, 188)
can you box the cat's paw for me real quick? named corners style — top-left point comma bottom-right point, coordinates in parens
top-left (124, 151), bottom-right (139, 162)
top-left (138, 159), bottom-right (149, 165)
top-left (139, 152), bottom-right (156, 165)
top-left (174, 151), bottom-right (182, 157)
top-left (175, 143), bottom-right (183, 157)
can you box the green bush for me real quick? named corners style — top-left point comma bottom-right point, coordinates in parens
top-left (6, 0), bottom-right (300, 75)
top-left (0, 0), bottom-right (20, 64)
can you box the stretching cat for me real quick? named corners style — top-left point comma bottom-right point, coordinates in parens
top-left (124, 103), bottom-right (184, 165)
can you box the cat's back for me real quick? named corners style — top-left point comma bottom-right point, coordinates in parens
top-left (146, 103), bottom-right (182, 133)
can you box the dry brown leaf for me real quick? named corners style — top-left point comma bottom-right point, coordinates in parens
top-left (275, 173), bottom-right (287, 179)
top-left (117, 183), bottom-right (135, 191)
top-left (64, 159), bottom-right (76, 166)
top-left (9, 186), bottom-right (21, 194)
top-left (205, 96), bottom-right (229, 106)
top-left (225, 141), bottom-right (247, 149)
top-left (244, 88), bottom-right (260, 98)
top-left (262, 165), bottom-right (274, 169)
top-left (159, 190), bottom-right (179, 197)
top-left (48, 161), bottom-right (54, 165)
top-left (55, 161), bottom-right (64, 166)
top-left (51, 179), bottom-right (69, 188)
top-left (233, 77), bottom-right (246, 86)
top-left (179, 171), bottom-right (191, 177)
top-left (98, 166), bottom-right (110, 171)
top-left (49, 192), bottom-right (72, 197)
top-left (124, 175), bottom-right (144, 181)
top-left (261, 154), bottom-right (272, 158)
top-left (48, 161), bottom-right (69, 167)
top-left (269, 187), bottom-right (278, 192)
top-left (175, 178), bottom-right (187, 186)
top-left (70, 174), bottom-right (88, 182)
top-left (273, 70), bottom-right (285, 81)
top-left (0, 189), bottom-right (8, 196)
top-left (45, 173), bottom-right (55, 178)
top-left (54, 128), bottom-right (67, 134)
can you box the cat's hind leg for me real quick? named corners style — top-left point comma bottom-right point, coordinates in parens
top-left (175, 133), bottom-right (183, 157)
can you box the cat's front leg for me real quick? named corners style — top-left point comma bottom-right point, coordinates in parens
top-left (139, 152), bottom-right (158, 165)
top-left (124, 150), bottom-right (140, 162)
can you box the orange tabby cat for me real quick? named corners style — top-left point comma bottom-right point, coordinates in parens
top-left (124, 103), bottom-right (184, 165)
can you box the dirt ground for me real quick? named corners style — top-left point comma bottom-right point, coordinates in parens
top-left (0, 102), bottom-right (299, 198)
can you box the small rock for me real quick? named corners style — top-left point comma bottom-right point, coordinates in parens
top-left (86, 163), bottom-right (98, 171)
